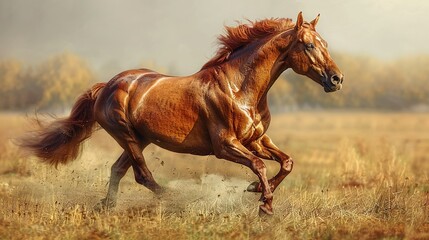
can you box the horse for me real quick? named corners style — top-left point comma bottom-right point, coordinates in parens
top-left (20, 12), bottom-right (343, 215)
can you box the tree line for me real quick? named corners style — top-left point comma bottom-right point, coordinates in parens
top-left (1, 51), bottom-right (428, 111)
top-left (0, 52), bottom-right (96, 111)
top-left (271, 53), bottom-right (429, 111)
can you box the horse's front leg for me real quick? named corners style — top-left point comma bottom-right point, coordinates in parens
top-left (213, 137), bottom-right (274, 215)
top-left (247, 135), bottom-right (293, 193)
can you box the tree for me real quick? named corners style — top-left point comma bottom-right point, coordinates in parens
top-left (0, 59), bottom-right (23, 109)
top-left (0, 59), bottom-right (41, 110)
top-left (34, 52), bottom-right (97, 110)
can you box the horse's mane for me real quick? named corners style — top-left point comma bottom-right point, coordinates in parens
top-left (201, 18), bottom-right (294, 70)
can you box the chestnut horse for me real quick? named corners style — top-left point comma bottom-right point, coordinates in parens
top-left (21, 12), bottom-right (343, 215)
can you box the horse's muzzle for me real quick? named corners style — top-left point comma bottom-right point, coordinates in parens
top-left (323, 74), bottom-right (343, 92)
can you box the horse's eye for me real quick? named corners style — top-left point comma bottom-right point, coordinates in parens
top-left (305, 43), bottom-right (315, 50)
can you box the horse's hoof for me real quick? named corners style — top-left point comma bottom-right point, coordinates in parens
top-left (93, 202), bottom-right (106, 212)
top-left (154, 186), bottom-right (167, 195)
top-left (259, 205), bottom-right (274, 216)
top-left (93, 198), bottom-right (116, 212)
top-left (247, 181), bottom-right (261, 192)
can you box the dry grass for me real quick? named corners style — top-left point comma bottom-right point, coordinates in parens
top-left (0, 111), bottom-right (428, 239)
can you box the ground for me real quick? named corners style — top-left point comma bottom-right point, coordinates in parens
top-left (0, 111), bottom-right (428, 239)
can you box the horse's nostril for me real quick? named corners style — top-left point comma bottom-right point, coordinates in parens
top-left (330, 74), bottom-right (342, 85)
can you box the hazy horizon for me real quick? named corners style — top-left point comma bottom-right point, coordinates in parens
top-left (1, 0), bottom-right (429, 77)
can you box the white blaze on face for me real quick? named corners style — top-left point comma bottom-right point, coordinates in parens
top-left (308, 32), bottom-right (327, 65)
top-left (315, 35), bottom-right (326, 49)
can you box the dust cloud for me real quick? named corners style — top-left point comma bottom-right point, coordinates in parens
top-left (166, 174), bottom-right (256, 213)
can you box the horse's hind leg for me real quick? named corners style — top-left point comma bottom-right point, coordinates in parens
top-left (94, 151), bottom-right (131, 210)
top-left (102, 122), bottom-right (164, 194)
top-left (95, 141), bottom-right (163, 210)
top-left (119, 140), bottom-right (163, 194)
top-left (95, 86), bottom-right (163, 207)
top-left (104, 133), bottom-right (163, 195)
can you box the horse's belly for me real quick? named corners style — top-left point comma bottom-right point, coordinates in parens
top-left (129, 88), bottom-right (212, 155)
top-left (135, 112), bottom-right (213, 155)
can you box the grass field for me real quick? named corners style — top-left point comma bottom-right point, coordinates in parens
top-left (0, 111), bottom-right (428, 239)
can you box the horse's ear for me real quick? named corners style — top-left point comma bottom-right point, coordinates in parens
top-left (310, 14), bottom-right (320, 29)
top-left (295, 11), bottom-right (304, 31)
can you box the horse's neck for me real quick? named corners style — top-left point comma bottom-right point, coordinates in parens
top-left (226, 38), bottom-right (288, 107)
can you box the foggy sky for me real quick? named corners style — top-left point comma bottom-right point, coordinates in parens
top-left (1, 0), bottom-right (428, 77)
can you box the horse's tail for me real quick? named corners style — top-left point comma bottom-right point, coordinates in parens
top-left (19, 82), bottom-right (106, 167)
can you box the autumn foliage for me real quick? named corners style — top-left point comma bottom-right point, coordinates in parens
top-left (0, 52), bottom-right (96, 111)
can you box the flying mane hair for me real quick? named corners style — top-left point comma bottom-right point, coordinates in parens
top-left (201, 18), bottom-right (294, 69)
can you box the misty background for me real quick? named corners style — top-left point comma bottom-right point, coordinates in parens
top-left (1, 0), bottom-right (429, 111)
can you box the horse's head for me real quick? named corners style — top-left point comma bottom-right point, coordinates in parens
top-left (286, 12), bottom-right (343, 92)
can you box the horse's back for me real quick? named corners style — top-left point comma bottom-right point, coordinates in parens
top-left (94, 68), bottom-right (164, 125)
